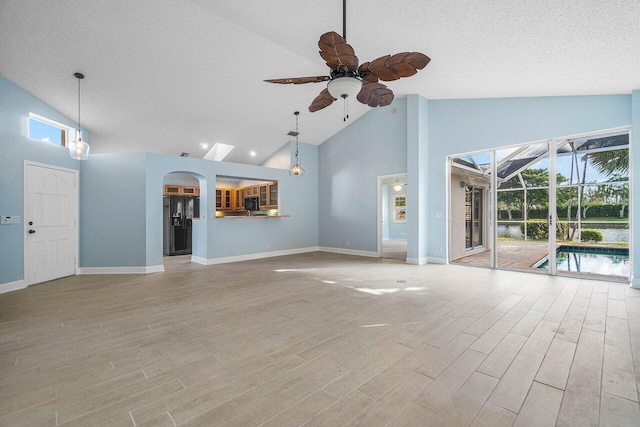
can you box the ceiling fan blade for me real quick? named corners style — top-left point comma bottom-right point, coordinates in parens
top-left (309, 88), bottom-right (337, 112)
top-left (264, 76), bottom-right (331, 84)
top-left (356, 81), bottom-right (394, 108)
top-left (318, 31), bottom-right (359, 72)
top-left (359, 52), bottom-right (431, 82)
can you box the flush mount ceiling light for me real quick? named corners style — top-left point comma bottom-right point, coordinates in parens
top-left (69, 72), bottom-right (90, 160)
top-left (393, 177), bottom-right (406, 192)
top-left (250, 150), bottom-right (256, 157)
top-left (289, 111), bottom-right (305, 177)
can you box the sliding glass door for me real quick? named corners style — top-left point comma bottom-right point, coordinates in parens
top-left (449, 130), bottom-right (630, 281)
top-left (465, 186), bottom-right (483, 250)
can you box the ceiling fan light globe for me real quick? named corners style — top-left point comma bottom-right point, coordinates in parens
top-left (393, 184), bottom-right (403, 192)
top-left (327, 77), bottom-right (362, 99)
top-left (289, 163), bottom-right (305, 177)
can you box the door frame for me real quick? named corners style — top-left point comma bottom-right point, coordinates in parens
top-left (23, 161), bottom-right (80, 286)
top-left (377, 172), bottom-right (407, 259)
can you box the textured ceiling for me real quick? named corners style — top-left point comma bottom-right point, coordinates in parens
top-left (1, 0), bottom-right (639, 165)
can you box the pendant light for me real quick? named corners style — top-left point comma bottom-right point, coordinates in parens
top-left (69, 72), bottom-right (90, 160)
top-left (289, 111), bottom-right (305, 176)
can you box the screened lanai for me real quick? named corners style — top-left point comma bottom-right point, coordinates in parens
top-left (449, 131), bottom-right (630, 281)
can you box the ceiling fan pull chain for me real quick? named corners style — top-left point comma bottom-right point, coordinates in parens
top-left (343, 97), bottom-right (346, 122)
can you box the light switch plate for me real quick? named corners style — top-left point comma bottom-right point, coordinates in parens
top-left (0, 216), bottom-right (20, 224)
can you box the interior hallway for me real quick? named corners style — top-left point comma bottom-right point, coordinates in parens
top-left (0, 253), bottom-right (638, 426)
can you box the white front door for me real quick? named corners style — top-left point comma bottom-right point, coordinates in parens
top-left (24, 162), bottom-right (78, 285)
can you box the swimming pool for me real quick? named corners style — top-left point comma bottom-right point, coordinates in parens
top-left (535, 245), bottom-right (629, 277)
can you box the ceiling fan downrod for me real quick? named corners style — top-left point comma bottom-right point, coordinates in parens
top-left (343, 0), bottom-right (347, 40)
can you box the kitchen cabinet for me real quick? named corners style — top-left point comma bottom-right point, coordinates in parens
top-left (164, 185), bottom-right (200, 196)
top-left (234, 188), bottom-right (244, 210)
top-left (259, 184), bottom-right (268, 209)
top-left (268, 182), bottom-right (278, 209)
top-left (164, 185), bottom-right (181, 195)
top-left (215, 182), bottom-right (278, 213)
top-left (224, 189), bottom-right (234, 210)
top-left (216, 189), bottom-right (222, 210)
top-left (181, 186), bottom-right (198, 196)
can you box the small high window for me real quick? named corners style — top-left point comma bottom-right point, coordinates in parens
top-left (28, 113), bottom-right (74, 148)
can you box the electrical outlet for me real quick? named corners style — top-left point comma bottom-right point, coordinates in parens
top-left (266, 243), bottom-right (270, 249)
top-left (437, 247), bottom-right (443, 253)
top-left (346, 240), bottom-right (349, 247)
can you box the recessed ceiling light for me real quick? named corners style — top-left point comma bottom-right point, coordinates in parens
top-left (200, 143), bottom-right (209, 149)
top-left (250, 151), bottom-right (256, 157)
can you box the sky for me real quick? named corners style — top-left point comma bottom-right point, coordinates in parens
top-left (29, 118), bottom-right (64, 146)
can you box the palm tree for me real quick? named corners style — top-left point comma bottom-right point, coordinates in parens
top-left (587, 149), bottom-right (629, 175)
top-left (568, 148), bottom-right (629, 239)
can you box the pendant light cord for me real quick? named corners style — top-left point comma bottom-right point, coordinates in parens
top-left (74, 72), bottom-right (85, 135)
top-left (295, 111), bottom-right (300, 162)
top-left (77, 77), bottom-right (81, 133)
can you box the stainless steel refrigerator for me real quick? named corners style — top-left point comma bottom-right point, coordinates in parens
top-left (163, 196), bottom-right (199, 256)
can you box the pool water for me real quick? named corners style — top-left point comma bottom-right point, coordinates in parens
top-left (535, 246), bottom-right (629, 277)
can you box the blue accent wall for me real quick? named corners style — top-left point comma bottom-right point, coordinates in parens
top-left (0, 75), bottom-right (87, 285)
top-left (318, 98), bottom-right (407, 252)
top-left (79, 153), bottom-right (148, 267)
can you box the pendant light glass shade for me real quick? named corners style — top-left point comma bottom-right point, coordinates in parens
top-left (69, 72), bottom-right (90, 160)
top-left (69, 131), bottom-right (90, 160)
top-left (393, 182), bottom-right (403, 192)
top-left (289, 163), bottom-right (305, 176)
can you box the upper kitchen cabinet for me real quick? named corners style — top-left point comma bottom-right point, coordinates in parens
top-left (268, 182), bottom-right (278, 209)
top-left (215, 177), bottom-right (279, 215)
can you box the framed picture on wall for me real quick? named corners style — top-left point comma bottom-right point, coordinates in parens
top-left (393, 194), bottom-right (406, 223)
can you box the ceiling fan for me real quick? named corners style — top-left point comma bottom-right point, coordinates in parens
top-left (264, 0), bottom-right (431, 119)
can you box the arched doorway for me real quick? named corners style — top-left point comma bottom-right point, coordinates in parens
top-left (162, 172), bottom-right (204, 262)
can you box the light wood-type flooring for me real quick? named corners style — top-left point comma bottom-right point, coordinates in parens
top-left (1, 252), bottom-right (639, 426)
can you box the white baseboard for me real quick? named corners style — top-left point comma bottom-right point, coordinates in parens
top-left (427, 257), bottom-right (448, 265)
top-left (0, 279), bottom-right (27, 294)
top-left (193, 247), bottom-right (320, 265)
top-left (191, 256), bottom-right (208, 265)
top-left (78, 265), bottom-right (165, 274)
top-left (318, 246), bottom-right (378, 258)
top-left (406, 257), bottom-right (428, 265)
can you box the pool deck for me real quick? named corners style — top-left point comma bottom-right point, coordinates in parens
top-left (451, 240), bottom-right (628, 281)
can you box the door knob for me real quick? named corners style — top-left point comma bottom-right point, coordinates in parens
top-left (28, 230), bottom-right (36, 234)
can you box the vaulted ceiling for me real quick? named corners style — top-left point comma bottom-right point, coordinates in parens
top-left (1, 0), bottom-right (639, 165)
